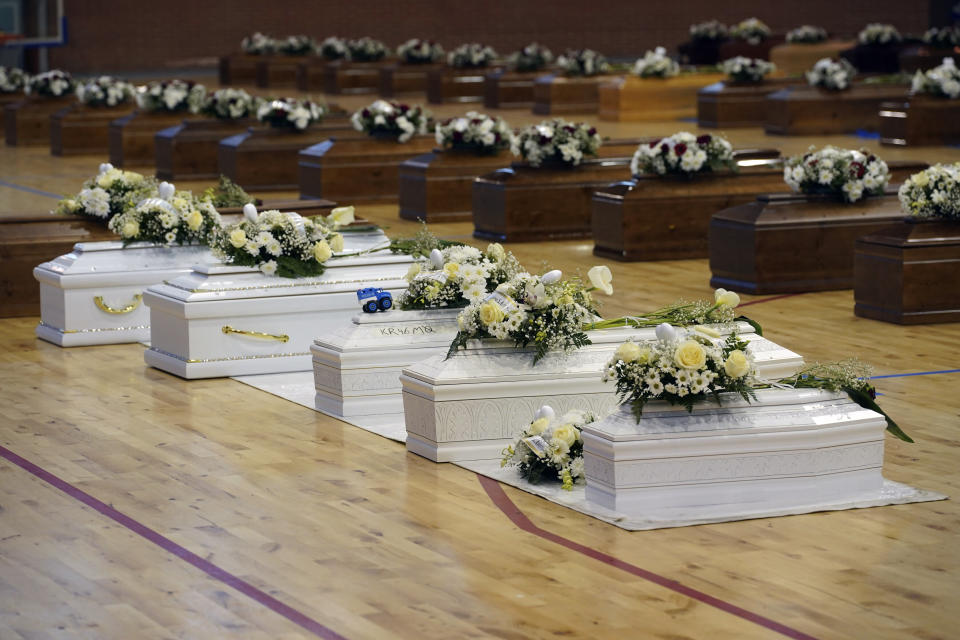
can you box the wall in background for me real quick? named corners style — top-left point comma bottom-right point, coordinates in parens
top-left (48, 0), bottom-right (940, 73)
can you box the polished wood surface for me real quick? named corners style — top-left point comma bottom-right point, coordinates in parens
top-left (4, 96), bottom-right (75, 146)
top-left (427, 66), bottom-right (495, 104)
top-left (534, 74), bottom-right (612, 115)
top-left (323, 60), bottom-right (389, 95)
top-left (879, 96), bottom-right (960, 147)
top-left (482, 70), bottom-right (545, 110)
top-left (50, 104), bottom-right (134, 156)
top-left (108, 111), bottom-right (190, 168)
top-left (840, 42), bottom-right (910, 74)
top-left (155, 118), bottom-right (252, 181)
top-left (898, 46), bottom-right (958, 73)
top-left (255, 56), bottom-right (305, 89)
top-left (769, 41), bottom-right (856, 75)
top-left (378, 62), bottom-right (439, 97)
top-left (219, 53), bottom-right (263, 85)
top-left (2, 80), bottom-right (960, 640)
top-left (718, 36), bottom-right (785, 62)
top-left (599, 72), bottom-right (726, 122)
top-left (398, 148), bottom-right (512, 222)
top-left (765, 83), bottom-right (911, 136)
top-left (697, 78), bottom-right (798, 129)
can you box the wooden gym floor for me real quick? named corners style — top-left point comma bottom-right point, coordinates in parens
top-left (1, 76), bottom-right (959, 639)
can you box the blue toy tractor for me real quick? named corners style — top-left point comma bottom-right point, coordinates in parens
top-left (357, 287), bottom-right (393, 313)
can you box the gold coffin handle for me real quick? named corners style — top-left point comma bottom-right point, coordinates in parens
top-left (221, 325), bottom-right (290, 343)
top-left (93, 293), bottom-right (143, 315)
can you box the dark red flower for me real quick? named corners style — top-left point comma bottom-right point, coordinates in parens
top-left (696, 134), bottom-right (711, 145)
top-left (850, 161), bottom-right (866, 178)
top-left (674, 142), bottom-right (687, 156)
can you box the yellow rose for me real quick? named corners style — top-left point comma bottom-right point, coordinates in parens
top-left (329, 205), bottom-right (355, 227)
top-left (674, 340), bottom-right (707, 369)
top-left (528, 418), bottom-right (549, 436)
top-left (557, 294), bottom-right (574, 305)
top-left (724, 350), bottom-right (750, 378)
top-left (313, 239), bottom-right (332, 263)
top-left (443, 262), bottom-right (460, 279)
top-left (714, 288), bottom-right (740, 309)
top-left (486, 242), bottom-right (505, 261)
top-left (186, 210), bottom-right (203, 231)
top-left (63, 199), bottom-right (79, 212)
top-left (912, 171), bottom-right (929, 188)
top-left (329, 233), bottom-right (344, 252)
top-left (405, 262), bottom-right (422, 282)
top-left (615, 342), bottom-right (648, 363)
top-left (172, 197), bottom-right (189, 211)
top-left (478, 300), bottom-right (505, 326)
top-left (551, 423), bottom-right (578, 448)
top-left (228, 228), bottom-right (247, 248)
top-left (425, 283), bottom-right (440, 300)
top-left (121, 221), bottom-right (139, 238)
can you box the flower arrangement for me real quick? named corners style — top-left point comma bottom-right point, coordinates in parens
top-left (786, 25), bottom-right (828, 43)
top-left (923, 26), bottom-right (960, 48)
top-left (347, 37), bottom-right (388, 62)
top-left (558, 49), bottom-right (610, 77)
top-left (25, 70), bottom-right (74, 97)
top-left (507, 43), bottom-right (554, 72)
top-left (721, 56), bottom-right (776, 83)
top-left (435, 111), bottom-right (513, 154)
top-left (783, 146), bottom-right (889, 203)
top-left (350, 99), bottom-right (429, 142)
top-left (399, 243), bottom-right (522, 310)
top-left (53, 163), bottom-right (154, 224)
top-left (0, 66), bottom-right (29, 93)
top-left (631, 47), bottom-right (679, 78)
top-left (448, 266), bottom-right (613, 363)
top-left (730, 18), bottom-right (771, 45)
top-left (806, 57), bottom-right (857, 90)
top-left (898, 163), bottom-right (960, 221)
top-left (501, 405), bottom-right (595, 490)
top-left (241, 32), bottom-right (276, 55)
top-left (135, 80), bottom-right (206, 113)
top-left (199, 88), bottom-right (259, 120)
top-left (202, 175), bottom-right (256, 208)
top-left (630, 132), bottom-right (735, 177)
top-left (911, 57), bottom-right (960, 98)
top-left (108, 181), bottom-right (221, 247)
top-left (211, 205), bottom-right (352, 277)
top-left (586, 288), bottom-right (749, 333)
top-left (75, 76), bottom-right (136, 107)
top-left (276, 35), bottom-right (315, 56)
top-left (858, 23), bottom-right (902, 45)
top-left (256, 97), bottom-right (325, 130)
top-left (511, 118), bottom-right (601, 168)
top-left (319, 36), bottom-right (349, 60)
top-left (689, 20), bottom-right (728, 42)
top-left (397, 39), bottom-right (444, 64)
top-left (447, 43), bottom-right (497, 68)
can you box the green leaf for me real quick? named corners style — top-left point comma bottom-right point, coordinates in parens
top-left (844, 386), bottom-right (914, 443)
top-left (736, 315), bottom-right (763, 336)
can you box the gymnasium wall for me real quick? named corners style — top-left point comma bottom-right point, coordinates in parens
top-left (50, 0), bottom-right (939, 73)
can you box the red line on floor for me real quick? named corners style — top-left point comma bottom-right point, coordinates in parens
top-left (739, 293), bottom-right (803, 308)
top-left (477, 474), bottom-right (819, 640)
top-left (0, 444), bottom-right (346, 640)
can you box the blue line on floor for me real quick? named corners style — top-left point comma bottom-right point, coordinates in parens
top-left (870, 368), bottom-right (960, 380)
top-left (853, 129), bottom-right (881, 139)
top-left (0, 178), bottom-right (63, 200)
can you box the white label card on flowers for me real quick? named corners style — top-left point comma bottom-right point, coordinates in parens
top-left (522, 436), bottom-right (550, 459)
top-left (414, 270), bottom-right (448, 284)
top-left (483, 291), bottom-right (517, 312)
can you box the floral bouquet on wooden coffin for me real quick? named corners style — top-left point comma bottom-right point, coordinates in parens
top-left (730, 17), bottom-right (771, 45)
top-left (198, 88), bottom-right (260, 120)
top-left (898, 163), bottom-right (960, 221)
top-left (447, 43), bottom-right (498, 68)
top-left (858, 23), bottom-right (902, 46)
top-left (350, 99), bottom-right (430, 142)
top-left (630, 131), bottom-right (735, 177)
top-left (25, 70), bottom-right (75, 97)
top-left (435, 111), bottom-right (514, 155)
top-left (786, 25), bottom-right (828, 44)
top-left (75, 76), bottom-right (136, 108)
top-left (783, 146), bottom-right (889, 203)
top-left (397, 39), bottom-right (444, 64)
top-left (690, 20), bottom-right (728, 43)
top-left (319, 36), bottom-right (349, 60)
top-left (399, 243), bottom-right (522, 310)
top-left (923, 26), bottom-right (960, 49)
top-left (0, 65), bottom-right (28, 93)
top-left (347, 37), bottom-right (389, 62)
top-left (631, 47), bottom-right (679, 78)
top-left (256, 97), bottom-right (325, 131)
top-left (135, 79), bottom-right (206, 113)
top-left (511, 118), bottom-right (601, 167)
top-left (604, 327), bottom-right (913, 442)
top-left (502, 405), bottom-right (595, 490)
top-left (806, 57), bottom-right (857, 91)
top-left (108, 181), bottom-right (222, 247)
top-left (911, 58), bottom-right (960, 99)
top-left (241, 32), bottom-right (277, 55)
top-left (53, 163), bottom-right (156, 225)
top-left (507, 43), bottom-right (553, 72)
top-left (275, 34), bottom-right (316, 56)
top-left (720, 56), bottom-right (776, 83)
top-left (557, 49), bottom-right (610, 77)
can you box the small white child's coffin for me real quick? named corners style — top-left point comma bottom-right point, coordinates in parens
top-left (33, 241), bottom-right (215, 347)
top-left (401, 322), bottom-right (804, 462)
top-left (312, 308), bottom-right (461, 417)
top-left (581, 389), bottom-right (886, 517)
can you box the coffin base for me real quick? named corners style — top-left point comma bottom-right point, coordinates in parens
top-left (145, 347), bottom-right (312, 380)
top-left (36, 321), bottom-right (149, 347)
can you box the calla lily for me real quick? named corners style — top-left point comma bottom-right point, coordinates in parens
top-left (242, 203), bottom-right (258, 223)
top-left (587, 265), bottom-right (613, 295)
top-left (98, 162), bottom-right (113, 174)
top-left (329, 205), bottom-right (355, 227)
top-left (541, 269), bottom-right (562, 284)
top-left (655, 323), bottom-right (677, 342)
top-left (158, 181), bottom-right (175, 201)
top-left (714, 288), bottom-right (741, 308)
top-left (430, 248), bottom-right (444, 269)
top-left (535, 405), bottom-right (555, 421)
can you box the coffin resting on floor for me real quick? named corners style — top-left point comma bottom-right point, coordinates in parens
top-left (697, 78), bottom-right (797, 128)
top-left (108, 111), bottom-right (190, 167)
top-left (482, 70), bottom-right (550, 109)
top-left (401, 323), bottom-right (804, 462)
top-left (427, 67), bottom-right (496, 104)
top-left (533, 74), bottom-right (619, 115)
top-left (898, 46), bottom-right (958, 73)
top-left (218, 53), bottom-right (262, 85)
top-left (5, 96), bottom-right (74, 146)
top-left (598, 72), bottom-right (727, 122)
top-left (154, 118), bottom-right (253, 181)
top-left (764, 83), bottom-right (910, 135)
top-left (768, 41), bottom-right (856, 75)
top-left (50, 104), bottom-right (134, 156)
top-left (879, 96), bottom-right (960, 147)
top-left (255, 56), bottom-right (306, 88)
top-left (379, 62), bottom-right (442, 97)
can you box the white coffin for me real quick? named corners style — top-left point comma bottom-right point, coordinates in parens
top-left (312, 308), bottom-right (461, 417)
top-left (33, 241), bottom-right (216, 347)
top-left (582, 389), bottom-right (886, 516)
top-left (400, 322), bottom-right (805, 462)
top-left (143, 238), bottom-right (415, 379)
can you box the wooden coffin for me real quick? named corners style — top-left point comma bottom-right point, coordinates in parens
top-left (50, 104), bottom-right (134, 156)
top-left (323, 60), bottom-right (389, 94)
top-left (0, 93), bottom-right (24, 131)
top-left (299, 134), bottom-right (437, 203)
top-left (840, 43), bottom-right (909, 74)
top-left (219, 123), bottom-right (355, 192)
top-left (379, 62), bottom-right (441, 97)
top-left (677, 40), bottom-right (723, 66)
top-left (155, 118), bottom-right (253, 181)
top-left (854, 220), bottom-right (960, 324)
top-left (898, 46), bottom-right (958, 73)
top-left (599, 72), bottom-right (725, 122)
top-left (718, 37), bottom-right (785, 61)
top-left (483, 70), bottom-right (546, 109)
top-left (255, 56), bottom-right (307, 88)
top-left (764, 83), bottom-right (910, 135)
top-left (108, 111), bottom-right (192, 168)
top-left (219, 53), bottom-right (262, 85)
top-left (591, 150), bottom-right (785, 262)
top-left (880, 96), bottom-right (960, 147)
top-left (5, 96), bottom-right (74, 146)
top-left (709, 192), bottom-right (907, 294)
top-left (534, 74), bottom-right (620, 115)
top-left (472, 158), bottom-right (635, 242)
top-left (697, 78), bottom-right (797, 128)
top-left (769, 40), bottom-right (856, 75)
top-left (295, 59), bottom-right (328, 92)
top-left (426, 67), bottom-right (495, 104)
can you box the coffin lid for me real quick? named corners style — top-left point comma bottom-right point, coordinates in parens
top-left (314, 308), bottom-right (461, 352)
top-left (35, 241), bottom-right (216, 278)
top-left (712, 191), bottom-right (903, 225)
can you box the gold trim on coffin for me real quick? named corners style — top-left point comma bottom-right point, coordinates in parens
top-left (37, 321), bottom-right (149, 334)
top-left (163, 274), bottom-right (403, 294)
top-left (222, 325), bottom-right (290, 343)
top-left (148, 346), bottom-right (310, 364)
top-left (94, 293), bottom-right (143, 314)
